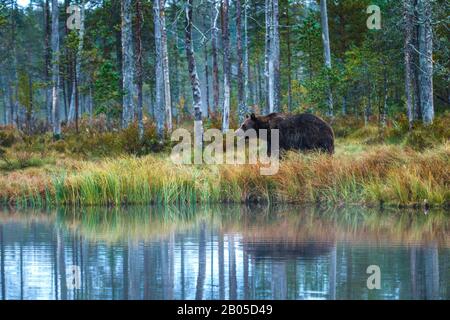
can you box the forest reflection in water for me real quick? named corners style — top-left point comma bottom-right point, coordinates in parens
top-left (0, 205), bottom-right (448, 300)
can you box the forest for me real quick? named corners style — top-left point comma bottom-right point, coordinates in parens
top-left (0, 0), bottom-right (448, 207)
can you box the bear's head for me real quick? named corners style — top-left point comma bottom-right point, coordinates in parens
top-left (237, 113), bottom-right (259, 133)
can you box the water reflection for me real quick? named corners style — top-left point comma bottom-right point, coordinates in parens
top-left (0, 205), bottom-right (448, 300)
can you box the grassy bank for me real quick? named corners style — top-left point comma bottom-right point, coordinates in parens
top-left (0, 116), bottom-right (449, 207)
top-left (0, 140), bottom-right (448, 207)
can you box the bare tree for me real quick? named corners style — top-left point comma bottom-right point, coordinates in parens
top-left (185, 0), bottom-right (203, 148)
top-left (121, 0), bottom-right (135, 128)
top-left (68, 0), bottom-right (86, 129)
top-left (211, 0), bottom-right (220, 115)
top-left (135, 0), bottom-right (144, 138)
top-left (285, 3), bottom-right (293, 112)
top-left (236, 0), bottom-right (246, 122)
top-left (403, 0), bottom-right (415, 128)
top-left (159, 0), bottom-right (173, 132)
top-left (51, 0), bottom-right (61, 137)
top-left (44, 0), bottom-right (52, 125)
top-left (221, 0), bottom-right (230, 131)
top-left (320, 0), bottom-right (334, 117)
top-left (264, 0), bottom-right (272, 113)
top-left (417, 0), bottom-right (434, 124)
top-left (154, 0), bottom-right (165, 137)
top-left (272, 0), bottom-right (280, 112)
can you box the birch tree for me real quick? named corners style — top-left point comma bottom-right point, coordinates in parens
top-left (272, 0), bottom-right (280, 113)
top-left (417, 0), bottom-right (434, 124)
top-left (211, 0), bottom-right (220, 115)
top-left (159, 0), bottom-right (173, 132)
top-left (154, 0), bottom-right (165, 136)
top-left (236, 0), bottom-right (246, 122)
top-left (185, 0), bottom-right (203, 145)
top-left (264, 0), bottom-right (271, 113)
top-left (244, 0), bottom-right (251, 110)
top-left (403, 0), bottom-right (415, 128)
top-left (51, 0), bottom-right (61, 137)
top-left (285, 4), bottom-right (293, 112)
top-left (68, 1), bottom-right (85, 126)
top-left (135, 0), bottom-right (144, 138)
top-left (265, 0), bottom-right (280, 113)
top-left (221, 0), bottom-right (230, 131)
top-left (320, 0), bottom-right (334, 117)
top-left (121, 0), bottom-right (135, 128)
top-left (44, 0), bottom-right (52, 125)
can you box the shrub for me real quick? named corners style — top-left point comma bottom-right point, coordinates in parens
top-left (0, 150), bottom-right (45, 171)
top-left (0, 126), bottom-right (19, 147)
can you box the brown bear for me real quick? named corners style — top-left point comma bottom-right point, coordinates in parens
top-left (237, 112), bottom-right (335, 154)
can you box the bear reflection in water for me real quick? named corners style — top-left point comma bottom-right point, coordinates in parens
top-left (243, 240), bottom-right (333, 260)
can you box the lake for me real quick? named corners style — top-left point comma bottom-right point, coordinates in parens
top-left (0, 205), bottom-right (448, 300)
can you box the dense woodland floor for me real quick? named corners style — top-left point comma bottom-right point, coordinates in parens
top-left (0, 114), bottom-right (448, 208)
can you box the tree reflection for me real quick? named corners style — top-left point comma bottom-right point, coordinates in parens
top-left (0, 205), bottom-right (447, 300)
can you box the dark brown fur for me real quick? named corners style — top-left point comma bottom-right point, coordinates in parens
top-left (238, 113), bottom-right (335, 154)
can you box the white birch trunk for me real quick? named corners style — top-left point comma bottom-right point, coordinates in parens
top-left (51, 0), bottom-right (61, 137)
top-left (264, 0), bottom-right (272, 113)
top-left (221, 0), bottom-right (230, 131)
top-left (121, 0), bottom-right (135, 128)
top-left (272, 0), bottom-right (280, 112)
top-left (403, 0), bottom-right (414, 127)
top-left (185, 0), bottom-right (203, 146)
top-left (320, 0), bottom-right (334, 116)
top-left (154, 0), bottom-right (165, 136)
top-left (68, 1), bottom-right (85, 123)
top-left (159, 0), bottom-right (173, 132)
top-left (417, 0), bottom-right (434, 125)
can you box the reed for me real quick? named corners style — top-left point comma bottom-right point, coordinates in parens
top-left (0, 141), bottom-right (448, 207)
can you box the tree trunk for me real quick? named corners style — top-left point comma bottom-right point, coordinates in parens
top-left (203, 42), bottom-right (210, 118)
top-left (221, 0), bottom-right (230, 131)
top-left (236, 0), bottom-right (246, 122)
top-left (244, 0), bottom-right (251, 110)
top-left (154, 0), bottom-right (165, 137)
top-left (417, 0), bottom-right (434, 125)
top-left (264, 0), bottom-right (272, 113)
top-left (51, 0), bottom-right (61, 138)
top-left (44, 0), bottom-right (52, 126)
top-left (320, 0), bottom-right (334, 116)
top-left (121, 0), bottom-right (135, 128)
top-left (272, 0), bottom-right (280, 112)
top-left (403, 0), bottom-right (414, 128)
top-left (380, 66), bottom-right (388, 128)
top-left (68, 1), bottom-right (85, 126)
top-left (135, 0), bottom-right (144, 139)
top-left (185, 0), bottom-right (203, 134)
top-left (286, 3), bottom-right (293, 112)
top-left (159, 0), bottom-right (173, 132)
top-left (211, 1), bottom-right (220, 115)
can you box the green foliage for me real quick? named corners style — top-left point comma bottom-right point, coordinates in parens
top-left (93, 60), bottom-right (122, 119)
top-left (387, 113), bottom-right (450, 150)
top-left (0, 126), bottom-right (18, 147)
top-left (0, 150), bottom-right (45, 171)
top-left (18, 70), bottom-right (33, 114)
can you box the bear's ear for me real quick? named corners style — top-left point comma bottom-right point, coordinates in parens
top-left (250, 113), bottom-right (256, 120)
top-left (246, 114), bottom-right (250, 119)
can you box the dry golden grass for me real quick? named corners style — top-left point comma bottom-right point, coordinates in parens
top-left (0, 140), bottom-right (448, 207)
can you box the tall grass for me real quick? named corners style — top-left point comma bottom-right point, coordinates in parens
top-left (0, 142), bottom-right (448, 207)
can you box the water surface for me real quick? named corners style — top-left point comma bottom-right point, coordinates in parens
top-left (0, 205), bottom-right (448, 300)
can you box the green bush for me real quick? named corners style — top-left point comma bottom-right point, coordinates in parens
top-left (388, 113), bottom-right (450, 151)
top-left (0, 150), bottom-right (45, 171)
top-left (0, 126), bottom-right (18, 147)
